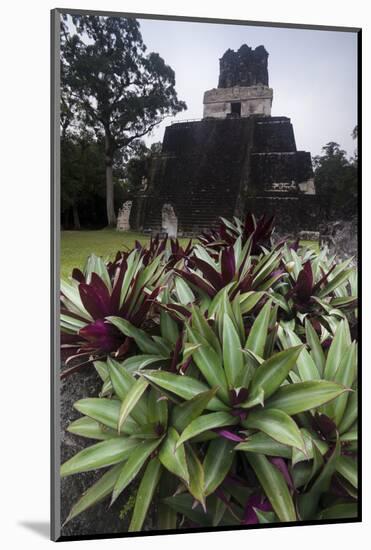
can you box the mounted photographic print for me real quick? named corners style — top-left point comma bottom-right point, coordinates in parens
top-left (51, 8), bottom-right (361, 542)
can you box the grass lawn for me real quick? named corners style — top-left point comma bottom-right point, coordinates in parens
top-left (61, 229), bottom-right (152, 280)
top-left (61, 229), bottom-right (319, 280)
top-left (61, 229), bottom-right (193, 280)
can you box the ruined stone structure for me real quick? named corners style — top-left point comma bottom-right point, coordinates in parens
top-left (219, 45), bottom-right (269, 88)
top-left (204, 45), bottom-right (272, 119)
top-left (116, 200), bottom-right (133, 231)
top-left (131, 45), bottom-right (318, 236)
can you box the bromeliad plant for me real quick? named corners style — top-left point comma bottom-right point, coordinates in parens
top-left (61, 215), bottom-right (358, 530)
top-left (60, 237), bottom-right (195, 378)
top-left (173, 238), bottom-right (284, 306)
top-left (199, 213), bottom-right (275, 255)
top-left (133, 234), bottom-right (194, 269)
top-left (270, 242), bottom-right (357, 339)
top-left (62, 303), bottom-right (357, 528)
top-left (60, 249), bottom-right (165, 377)
top-left (61, 356), bottom-right (214, 530)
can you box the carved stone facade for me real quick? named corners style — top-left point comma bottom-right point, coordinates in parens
top-left (203, 85), bottom-right (273, 119)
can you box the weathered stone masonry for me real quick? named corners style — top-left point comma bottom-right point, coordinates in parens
top-left (131, 44), bottom-right (318, 235)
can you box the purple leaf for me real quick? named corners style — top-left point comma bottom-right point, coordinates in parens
top-left (90, 273), bottom-right (111, 313)
top-left (178, 356), bottom-right (192, 375)
top-left (226, 473), bottom-right (249, 486)
top-left (130, 286), bottom-right (162, 326)
top-left (244, 213), bottom-right (256, 235)
top-left (313, 412), bottom-right (337, 438)
top-left (215, 488), bottom-right (230, 507)
top-left (229, 387), bottom-right (249, 406)
top-left (79, 319), bottom-right (123, 353)
top-left (60, 332), bottom-right (82, 345)
top-left (189, 258), bottom-right (223, 290)
top-left (243, 493), bottom-right (272, 524)
top-left (109, 258), bottom-right (127, 313)
top-left (294, 261), bottom-right (314, 302)
top-left (161, 303), bottom-right (192, 320)
top-left (269, 457), bottom-right (294, 490)
top-left (72, 268), bottom-right (85, 283)
top-left (79, 283), bottom-right (108, 319)
top-left (215, 429), bottom-right (245, 442)
top-left (219, 224), bottom-right (235, 246)
top-left (250, 214), bottom-right (274, 254)
top-left (237, 271), bottom-right (254, 294)
top-left (173, 269), bottom-right (216, 298)
top-left (184, 239), bottom-right (193, 256)
top-left (288, 239), bottom-right (300, 251)
top-left (115, 337), bottom-right (132, 359)
top-left (169, 333), bottom-right (183, 372)
top-left (221, 247), bottom-right (236, 284)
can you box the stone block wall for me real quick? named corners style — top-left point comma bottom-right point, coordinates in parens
top-left (140, 118), bottom-right (256, 233)
top-left (135, 115), bottom-right (316, 235)
top-left (203, 85), bottom-right (273, 119)
top-left (246, 195), bottom-right (320, 234)
top-left (250, 151), bottom-right (314, 195)
top-left (253, 117), bottom-right (296, 152)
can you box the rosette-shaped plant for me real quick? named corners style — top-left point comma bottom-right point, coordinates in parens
top-left (61, 215), bottom-right (358, 530)
top-left (60, 249), bottom-right (165, 376)
top-left (271, 243), bottom-right (357, 338)
top-left (138, 304), bottom-right (355, 523)
top-left (173, 238), bottom-right (284, 306)
top-left (61, 356), bottom-right (219, 530)
top-left (199, 213), bottom-right (274, 255)
top-left (134, 234), bottom-right (194, 269)
top-left (62, 299), bottom-right (357, 528)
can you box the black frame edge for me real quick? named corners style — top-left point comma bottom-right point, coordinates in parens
top-left (51, 7), bottom-right (62, 543)
top-left (55, 7), bottom-right (361, 33)
top-left (50, 9), bottom-right (362, 542)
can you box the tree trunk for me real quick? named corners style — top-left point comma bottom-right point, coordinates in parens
top-left (105, 133), bottom-right (116, 227)
top-left (64, 208), bottom-right (71, 229)
top-left (72, 203), bottom-right (81, 230)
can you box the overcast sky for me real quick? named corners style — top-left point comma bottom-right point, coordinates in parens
top-left (138, 17), bottom-right (358, 158)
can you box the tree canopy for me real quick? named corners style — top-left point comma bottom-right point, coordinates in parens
top-left (313, 134), bottom-right (357, 214)
top-left (60, 14), bottom-right (186, 226)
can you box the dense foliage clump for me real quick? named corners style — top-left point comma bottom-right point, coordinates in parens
top-left (61, 214), bottom-right (358, 530)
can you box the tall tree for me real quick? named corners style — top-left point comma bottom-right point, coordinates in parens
top-left (313, 141), bottom-right (357, 213)
top-left (61, 15), bottom-right (186, 226)
top-left (61, 130), bottom-right (106, 229)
